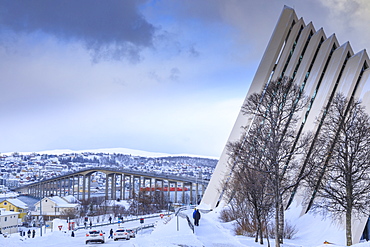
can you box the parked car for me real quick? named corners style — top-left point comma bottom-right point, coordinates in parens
top-left (113, 229), bottom-right (130, 241)
top-left (126, 229), bottom-right (136, 238)
top-left (86, 229), bottom-right (105, 244)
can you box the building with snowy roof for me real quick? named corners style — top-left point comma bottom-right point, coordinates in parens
top-left (0, 198), bottom-right (28, 220)
top-left (0, 208), bottom-right (19, 234)
top-left (32, 196), bottom-right (79, 220)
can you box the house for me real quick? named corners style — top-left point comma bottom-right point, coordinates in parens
top-left (0, 198), bottom-right (28, 220)
top-left (0, 208), bottom-right (20, 234)
top-left (32, 196), bottom-right (79, 220)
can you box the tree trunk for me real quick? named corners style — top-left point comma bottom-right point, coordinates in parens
top-left (255, 229), bottom-right (258, 243)
top-left (278, 200), bottom-right (284, 244)
top-left (266, 220), bottom-right (271, 247)
top-left (258, 216), bottom-right (264, 244)
top-left (346, 203), bottom-right (352, 245)
top-left (275, 197), bottom-right (280, 247)
top-left (255, 206), bottom-right (260, 243)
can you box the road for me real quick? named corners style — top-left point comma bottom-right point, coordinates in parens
top-left (1, 215), bottom-right (165, 247)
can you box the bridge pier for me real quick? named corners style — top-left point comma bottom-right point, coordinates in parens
top-left (82, 175), bottom-right (86, 201)
top-left (119, 174), bottom-right (123, 200)
top-left (174, 181), bottom-right (178, 203)
top-left (87, 174), bottom-right (90, 201)
top-left (71, 176), bottom-right (75, 197)
top-left (112, 174), bottom-right (116, 200)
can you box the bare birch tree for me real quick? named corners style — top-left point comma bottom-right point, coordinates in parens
top-left (306, 94), bottom-right (370, 246)
top-left (226, 77), bottom-right (310, 247)
top-left (225, 139), bottom-right (274, 245)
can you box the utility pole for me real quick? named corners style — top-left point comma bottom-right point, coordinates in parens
top-left (39, 197), bottom-right (42, 237)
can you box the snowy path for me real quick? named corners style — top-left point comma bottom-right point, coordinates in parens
top-left (191, 211), bottom-right (246, 247)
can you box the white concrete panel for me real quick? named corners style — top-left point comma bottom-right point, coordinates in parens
top-left (354, 68), bottom-right (370, 114)
top-left (248, 6), bottom-right (298, 95)
top-left (353, 216), bottom-right (369, 244)
top-left (302, 42), bottom-right (353, 132)
top-left (272, 18), bottom-right (305, 80)
top-left (336, 50), bottom-right (369, 98)
top-left (293, 28), bottom-right (326, 86)
top-left (292, 29), bottom-right (326, 128)
top-left (296, 35), bottom-right (338, 125)
top-left (284, 22), bottom-right (315, 78)
top-left (351, 68), bottom-right (370, 244)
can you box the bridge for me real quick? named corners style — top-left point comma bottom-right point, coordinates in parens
top-left (14, 167), bottom-right (209, 205)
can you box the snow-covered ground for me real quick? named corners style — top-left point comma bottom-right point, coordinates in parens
top-left (1, 206), bottom-right (370, 247)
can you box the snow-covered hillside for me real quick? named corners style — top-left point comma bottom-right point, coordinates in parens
top-left (0, 148), bottom-right (218, 189)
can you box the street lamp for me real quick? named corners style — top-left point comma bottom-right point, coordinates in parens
top-left (168, 201), bottom-right (172, 215)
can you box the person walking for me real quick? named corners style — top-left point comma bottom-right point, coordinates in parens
top-left (32, 229), bottom-right (36, 238)
top-left (27, 229), bottom-right (31, 238)
top-left (109, 216), bottom-right (112, 224)
top-left (109, 228), bottom-right (113, 239)
top-left (193, 208), bottom-right (201, 226)
top-left (71, 231), bottom-right (75, 237)
top-left (89, 221), bottom-right (92, 229)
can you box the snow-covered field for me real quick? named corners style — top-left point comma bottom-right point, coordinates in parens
top-left (1, 207), bottom-right (370, 247)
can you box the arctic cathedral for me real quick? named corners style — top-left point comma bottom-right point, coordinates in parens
top-left (200, 6), bottom-right (370, 244)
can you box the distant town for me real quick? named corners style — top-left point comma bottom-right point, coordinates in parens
top-left (0, 151), bottom-right (217, 236)
top-left (0, 151), bottom-right (217, 191)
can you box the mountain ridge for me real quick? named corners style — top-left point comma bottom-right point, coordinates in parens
top-left (3, 147), bottom-right (219, 160)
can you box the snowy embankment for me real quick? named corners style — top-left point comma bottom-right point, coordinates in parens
top-left (1, 207), bottom-right (370, 246)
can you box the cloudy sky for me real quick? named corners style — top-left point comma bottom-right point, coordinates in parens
top-left (0, 0), bottom-right (369, 157)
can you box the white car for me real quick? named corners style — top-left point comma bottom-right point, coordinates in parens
top-left (126, 229), bottom-right (136, 238)
top-left (113, 229), bottom-right (130, 241)
top-left (86, 229), bottom-right (105, 244)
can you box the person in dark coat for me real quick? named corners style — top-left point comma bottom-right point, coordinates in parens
top-left (32, 229), bottom-right (36, 238)
top-left (109, 216), bottom-right (112, 224)
top-left (71, 231), bottom-right (75, 237)
top-left (27, 229), bottom-right (31, 238)
top-left (193, 208), bottom-right (201, 226)
top-left (89, 221), bottom-right (92, 229)
top-left (109, 228), bottom-right (113, 238)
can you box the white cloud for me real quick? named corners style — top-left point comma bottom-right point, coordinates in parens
top-left (1, 0), bottom-right (369, 157)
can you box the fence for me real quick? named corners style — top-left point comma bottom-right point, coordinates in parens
top-left (175, 205), bottom-right (195, 233)
top-left (74, 213), bottom-right (167, 231)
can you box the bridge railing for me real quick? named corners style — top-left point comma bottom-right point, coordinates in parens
top-left (175, 205), bottom-right (195, 233)
top-left (74, 213), bottom-right (169, 231)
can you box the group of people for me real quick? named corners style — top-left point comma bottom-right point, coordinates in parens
top-left (83, 216), bottom-right (113, 229)
top-left (84, 221), bottom-right (93, 229)
top-left (20, 229), bottom-right (36, 238)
